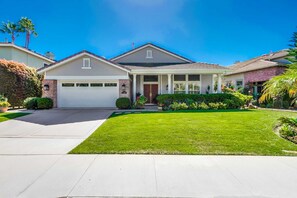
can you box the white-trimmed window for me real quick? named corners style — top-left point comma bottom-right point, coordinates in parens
top-left (173, 74), bottom-right (201, 94)
top-left (146, 50), bottom-right (153, 59)
top-left (236, 80), bottom-right (243, 89)
top-left (82, 58), bottom-right (91, 69)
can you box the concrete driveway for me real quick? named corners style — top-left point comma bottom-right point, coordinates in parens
top-left (0, 109), bottom-right (112, 154)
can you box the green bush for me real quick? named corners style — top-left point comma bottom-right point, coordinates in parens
top-left (157, 93), bottom-right (251, 109)
top-left (198, 102), bottom-right (209, 110)
top-left (37, 98), bottom-right (53, 109)
top-left (283, 101), bottom-right (290, 109)
top-left (0, 101), bottom-right (10, 107)
top-left (208, 102), bottom-right (220, 110)
top-left (189, 102), bottom-right (198, 110)
top-left (170, 102), bottom-right (188, 110)
top-left (116, 97), bottom-right (131, 109)
top-left (24, 97), bottom-right (39, 109)
top-left (0, 59), bottom-right (42, 107)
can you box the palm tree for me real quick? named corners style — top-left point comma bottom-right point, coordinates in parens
top-left (259, 65), bottom-right (297, 105)
top-left (0, 21), bottom-right (20, 44)
top-left (18, 17), bottom-right (38, 48)
top-left (259, 31), bottom-right (297, 106)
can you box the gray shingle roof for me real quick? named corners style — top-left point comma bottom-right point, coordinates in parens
top-left (226, 50), bottom-right (288, 75)
top-left (125, 62), bottom-right (228, 71)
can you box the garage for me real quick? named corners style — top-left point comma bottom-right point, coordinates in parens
top-left (58, 81), bottom-right (119, 108)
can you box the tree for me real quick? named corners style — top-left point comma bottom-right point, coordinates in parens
top-left (18, 17), bottom-right (38, 48)
top-left (259, 30), bottom-right (297, 105)
top-left (0, 21), bottom-right (20, 44)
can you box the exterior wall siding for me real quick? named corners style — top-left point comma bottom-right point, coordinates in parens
top-left (114, 46), bottom-right (188, 65)
top-left (46, 55), bottom-right (128, 77)
top-left (42, 80), bottom-right (57, 108)
top-left (201, 74), bottom-right (212, 94)
top-left (244, 67), bottom-right (286, 83)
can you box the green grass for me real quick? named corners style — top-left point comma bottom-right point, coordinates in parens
top-left (70, 109), bottom-right (297, 155)
top-left (0, 112), bottom-right (29, 122)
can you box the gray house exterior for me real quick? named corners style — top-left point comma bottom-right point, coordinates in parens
top-left (38, 43), bottom-right (228, 108)
top-left (0, 43), bottom-right (55, 68)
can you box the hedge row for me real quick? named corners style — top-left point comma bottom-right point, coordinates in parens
top-left (156, 93), bottom-right (252, 109)
top-left (0, 59), bottom-right (43, 107)
top-left (24, 97), bottom-right (53, 109)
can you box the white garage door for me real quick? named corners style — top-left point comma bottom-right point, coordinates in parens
top-left (58, 81), bottom-right (119, 108)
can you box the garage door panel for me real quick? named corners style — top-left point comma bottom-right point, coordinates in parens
top-left (58, 81), bottom-right (118, 108)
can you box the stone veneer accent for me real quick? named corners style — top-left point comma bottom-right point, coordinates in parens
top-left (244, 67), bottom-right (286, 83)
top-left (119, 79), bottom-right (131, 99)
top-left (42, 80), bottom-right (57, 108)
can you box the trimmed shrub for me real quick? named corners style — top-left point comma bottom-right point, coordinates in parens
top-left (170, 102), bottom-right (188, 110)
top-left (116, 97), bottom-right (131, 109)
top-left (24, 97), bottom-right (39, 109)
top-left (198, 102), bottom-right (209, 110)
top-left (208, 102), bottom-right (220, 110)
top-left (189, 102), bottom-right (199, 110)
top-left (37, 98), bottom-right (53, 109)
top-left (157, 93), bottom-right (251, 109)
top-left (0, 59), bottom-right (42, 107)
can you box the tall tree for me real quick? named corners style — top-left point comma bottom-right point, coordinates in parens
top-left (18, 17), bottom-right (38, 48)
top-left (0, 21), bottom-right (20, 44)
top-left (259, 30), bottom-right (297, 105)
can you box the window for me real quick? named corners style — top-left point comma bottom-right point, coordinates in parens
top-left (188, 83), bottom-right (200, 94)
top-left (144, 75), bottom-right (158, 82)
top-left (82, 58), bottom-right (91, 68)
top-left (76, 83), bottom-right (89, 87)
top-left (174, 75), bottom-right (186, 81)
top-left (105, 83), bottom-right (117, 87)
top-left (146, 50), bottom-right (153, 58)
top-left (90, 83), bottom-right (103, 87)
top-left (236, 80), bottom-right (243, 89)
top-left (62, 83), bottom-right (74, 87)
top-left (174, 83), bottom-right (186, 94)
top-left (188, 75), bottom-right (200, 81)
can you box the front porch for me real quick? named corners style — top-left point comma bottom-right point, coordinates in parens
top-left (131, 73), bottom-right (223, 103)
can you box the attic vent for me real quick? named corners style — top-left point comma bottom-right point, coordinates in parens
top-left (82, 58), bottom-right (91, 69)
top-left (146, 50), bottom-right (153, 59)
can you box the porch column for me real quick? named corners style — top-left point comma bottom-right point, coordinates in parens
top-left (217, 74), bottom-right (222, 93)
top-left (133, 74), bottom-right (137, 102)
top-left (212, 74), bottom-right (216, 93)
top-left (140, 75), bottom-right (144, 95)
top-left (185, 74), bottom-right (189, 94)
top-left (167, 74), bottom-right (172, 94)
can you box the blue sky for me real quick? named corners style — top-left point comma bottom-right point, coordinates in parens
top-left (0, 0), bottom-right (296, 66)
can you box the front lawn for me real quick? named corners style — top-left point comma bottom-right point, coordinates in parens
top-left (70, 110), bottom-right (297, 155)
top-left (0, 112), bottom-right (29, 122)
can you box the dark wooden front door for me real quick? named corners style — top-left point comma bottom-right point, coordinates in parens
top-left (144, 84), bottom-right (158, 103)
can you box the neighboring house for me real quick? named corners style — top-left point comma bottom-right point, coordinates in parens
top-left (224, 50), bottom-right (290, 98)
top-left (0, 43), bottom-right (55, 68)
top-left (37, 43), bottom-right (228, 108)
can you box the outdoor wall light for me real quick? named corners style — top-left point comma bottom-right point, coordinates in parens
top-left (166, 85), bottom-right (168, 90)
top-left (121, 83), bottom-right (127, 94)
top-left (44, 84), bottom-right (50, 91)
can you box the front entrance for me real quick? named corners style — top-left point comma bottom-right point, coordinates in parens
top-left (144, 84), bottom-right (158, 104)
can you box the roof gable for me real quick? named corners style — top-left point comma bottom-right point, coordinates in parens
top-left (38, 51), bottom-right (130, 73)
top-left (111, 43), bottom-right (193, 65)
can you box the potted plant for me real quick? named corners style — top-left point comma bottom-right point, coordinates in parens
top-left (135, 95), bottom-right (147, 109)
top-left (0, 95), bottom-right (10, 113)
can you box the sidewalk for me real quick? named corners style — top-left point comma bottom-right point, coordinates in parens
top-left (1, 155), bottom-right (297, 198)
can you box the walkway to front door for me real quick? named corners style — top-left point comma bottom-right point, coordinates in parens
top-left (144, 84), bottom-right (158, 104)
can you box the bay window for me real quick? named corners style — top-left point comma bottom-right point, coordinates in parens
top-left (173, 74), bottom-right (201, 94)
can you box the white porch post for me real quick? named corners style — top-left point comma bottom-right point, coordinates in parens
top-left (133, 74), bottom-right (137, 102)
top-left (212, 74), bottom-right (216, 93)
top-left (168, 74), bottom-right (172, 94)
top-left (185, 74), bottom-right (189, 94)
top-left (140, 75), bottom-right (144, 95)
top-left (217, 74), bottom-right (222, 93)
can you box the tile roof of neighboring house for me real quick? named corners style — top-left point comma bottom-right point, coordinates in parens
top-left (226, 49), bottom-right (289, 75)
top-left (110, 43), bottom-right (194, 63)
top-left (37, 50), bottom-right (130, 72)
top-left (0, 42), bottom-right (55, 63)
top-left (125, 62), bottom-right (228, 71)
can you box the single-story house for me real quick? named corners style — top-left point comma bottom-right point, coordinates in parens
top-left (0, 42), bottom-right (55, 68)
top-left (37, 43), bottom-right (228, 108)
top-left (224, 50), bottom-right (290, 98)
